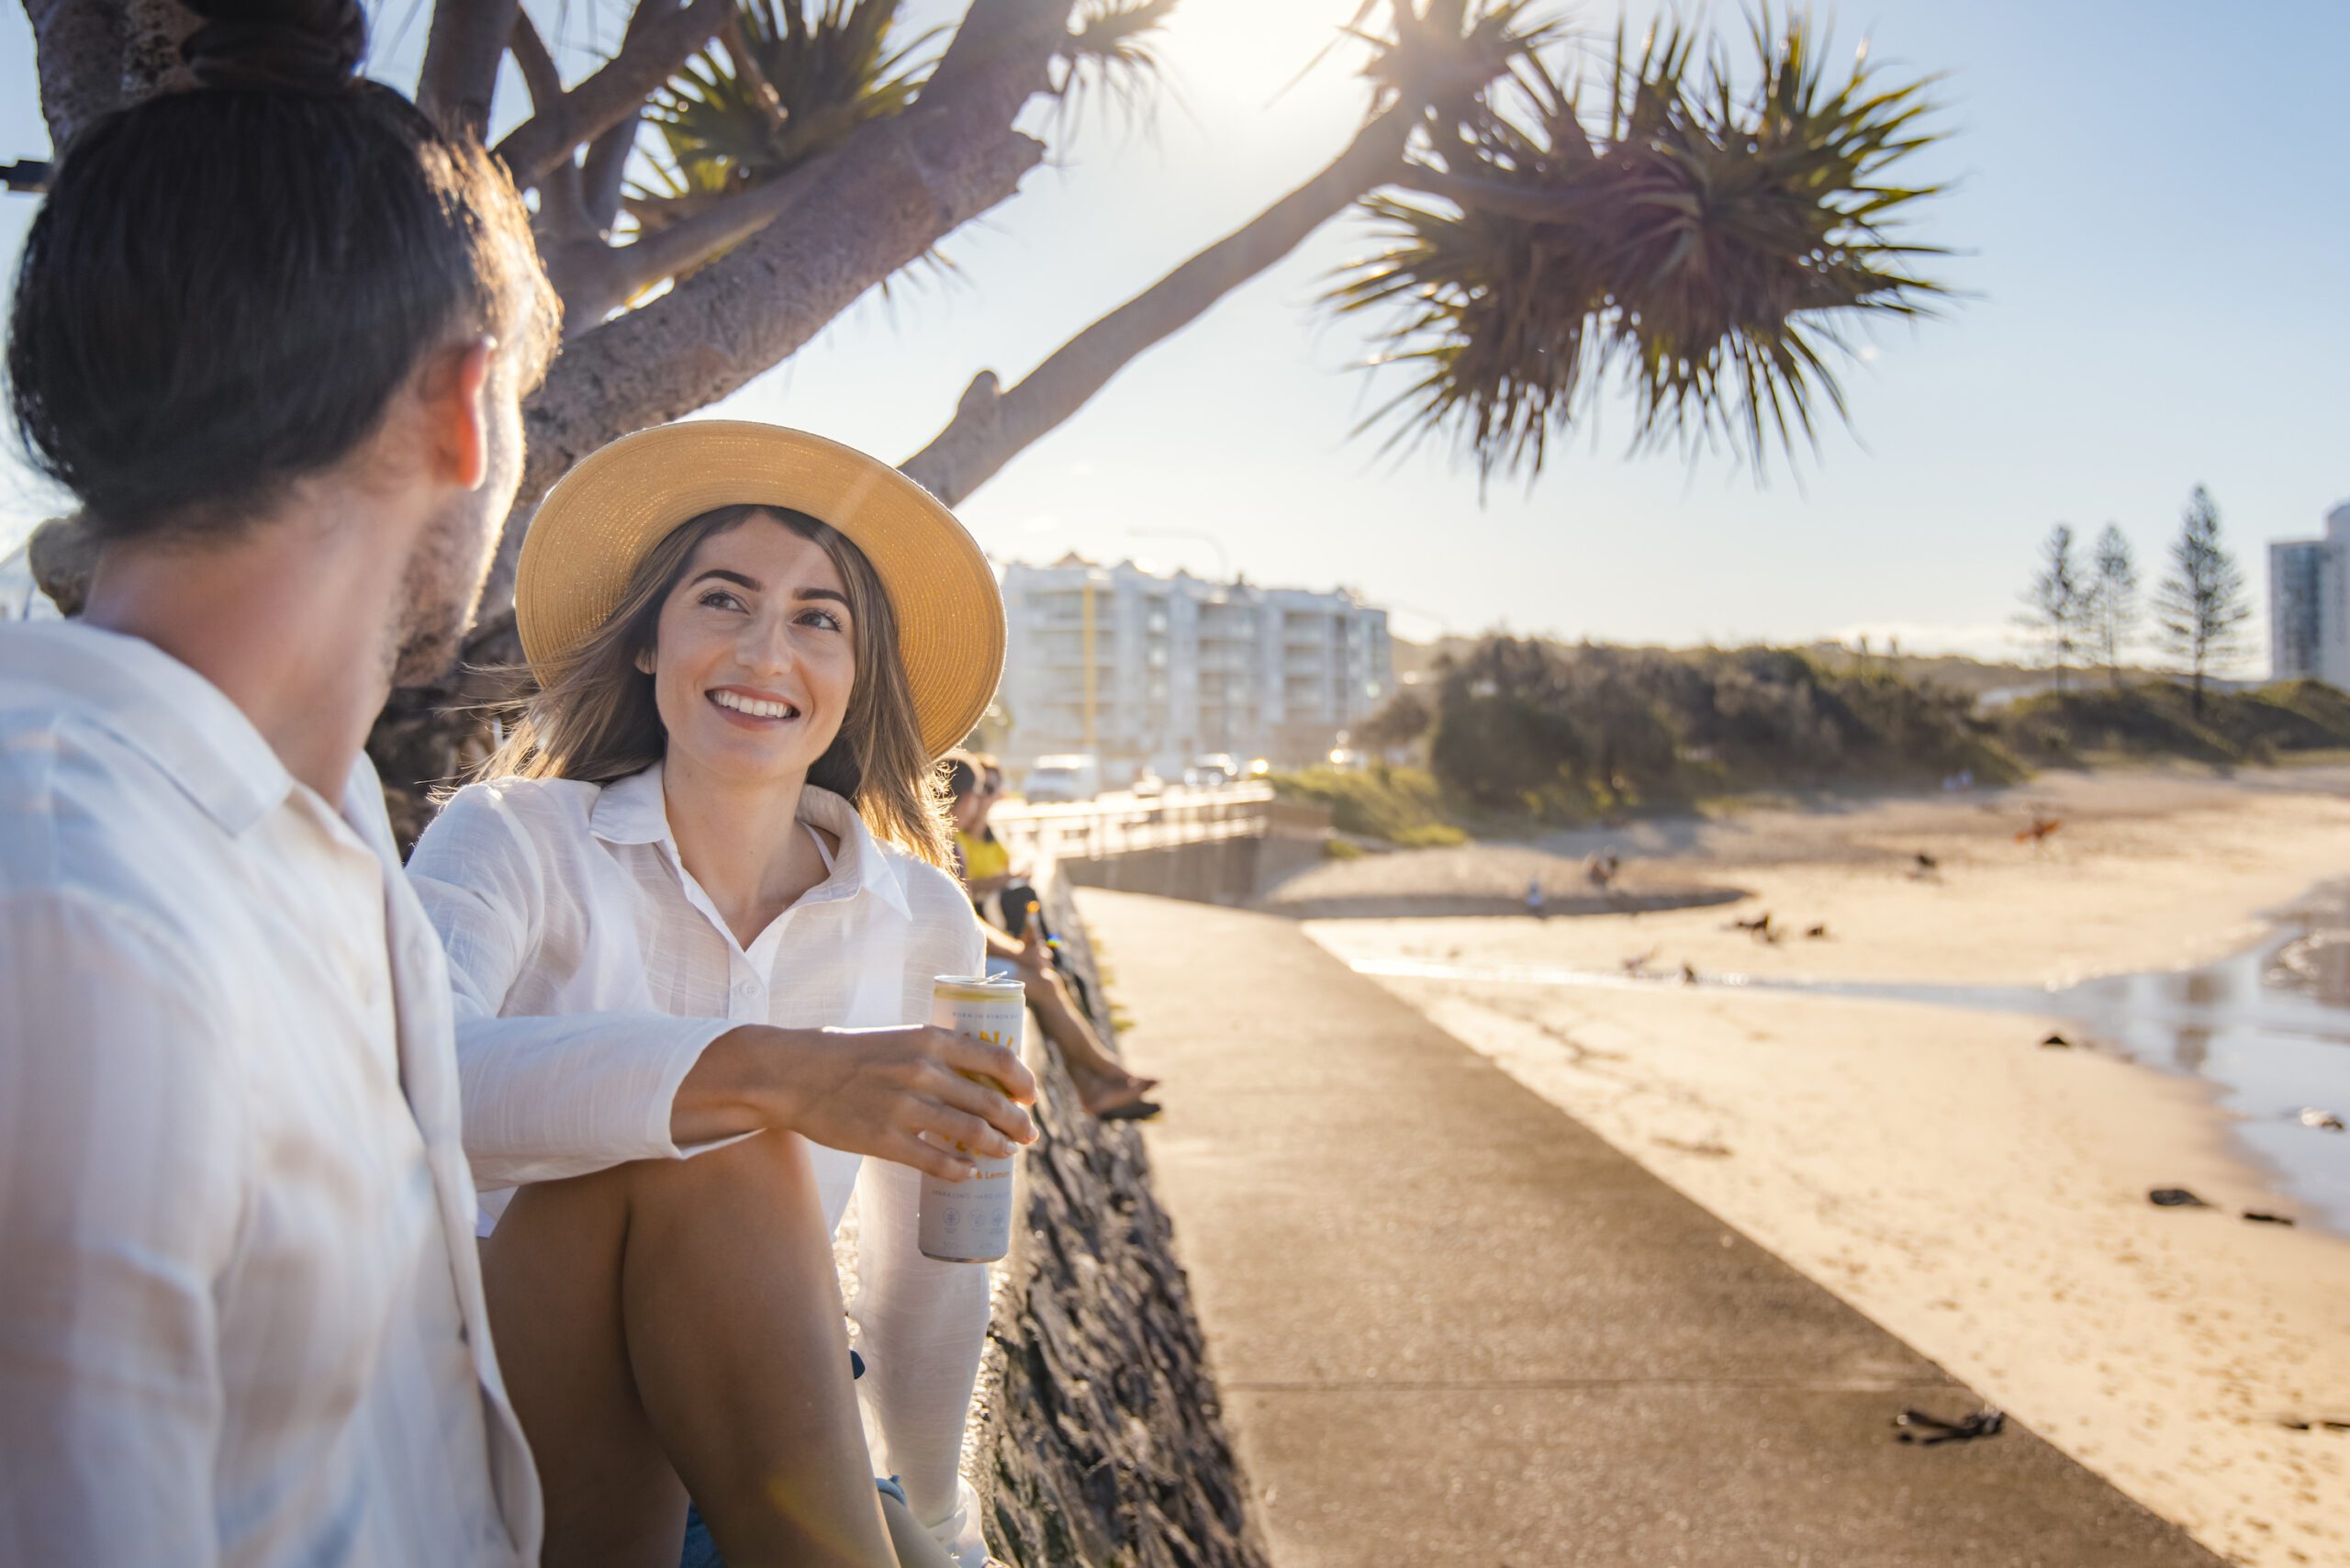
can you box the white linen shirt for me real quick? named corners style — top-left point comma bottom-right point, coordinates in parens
top-left (0, 622), bottom-right (539, 1568)
top-left (406, 764), bottom-right (990, 1563)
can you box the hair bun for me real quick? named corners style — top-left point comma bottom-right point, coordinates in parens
top-left (181, 0), bottom-right (366, 94)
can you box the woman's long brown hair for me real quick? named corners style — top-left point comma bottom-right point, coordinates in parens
top-left (479, 504), bottom-right (954, 868)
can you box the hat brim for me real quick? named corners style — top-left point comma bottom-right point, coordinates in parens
top-left (515, 421), bottom-right (1002, 759)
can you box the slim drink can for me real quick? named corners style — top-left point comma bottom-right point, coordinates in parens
top-left (917, 974), bottom-right (1026, 1263)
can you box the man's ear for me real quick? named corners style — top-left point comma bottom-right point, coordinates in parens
top-left (422, 336), bottom-right (497, 491)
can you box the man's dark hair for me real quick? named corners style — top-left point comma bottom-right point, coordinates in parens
top-left (6, 0), bottom-right (559, 544)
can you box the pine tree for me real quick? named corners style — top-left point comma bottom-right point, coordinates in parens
top-left (2154, 487), bottom-right (2251, 716)
top-left (2019, 523), bottom-right (2087, 693)
top-left (2087, 522), bottom-right (2138, 688)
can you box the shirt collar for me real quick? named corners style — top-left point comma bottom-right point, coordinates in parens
top-left (586, 758), bottom-right (670, 846)
top-left (589, 762), bottom-right (912, 919)
top-left (0, 621), bottom-right (296, 834)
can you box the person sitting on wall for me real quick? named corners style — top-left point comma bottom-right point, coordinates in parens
top-left (408, 423), bottom-right (1042, 1568)
top-left (944, 753), bottom-right (1160, 1121)
top-left (954, 756), bottom-right (1022, 924)
top-left (0, 5), bottom-right (558, 1558)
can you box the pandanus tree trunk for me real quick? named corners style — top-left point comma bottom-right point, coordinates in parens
top-left (900, 102), bottom-right (1418, 506)
top-left (23, 0), bottom-right (196, 148)
top-left (477, 0), bottom-right (1076, 619)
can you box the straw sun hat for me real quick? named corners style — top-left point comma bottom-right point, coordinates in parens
top-left (514, 421), bottom-right (1003, 758)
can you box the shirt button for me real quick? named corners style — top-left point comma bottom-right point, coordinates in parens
top-left (736, 980), bottom-right (760, 999)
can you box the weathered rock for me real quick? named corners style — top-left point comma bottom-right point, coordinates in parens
top-left (967, 873), bottom-right (1271, 1568)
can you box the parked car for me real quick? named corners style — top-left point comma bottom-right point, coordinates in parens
top-left (1183, 753), bottom-right (1239, 789)
top-left (1024, 754), bottom-right (1102, 803)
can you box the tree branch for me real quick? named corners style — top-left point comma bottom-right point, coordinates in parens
top-left (721, 10), bottom-right (789, 130)
top-left (927, 0), bottom-right (1069, 101)
top-left (578, 0), bottom-right (682, 234)
top-left (506, 6), bottom-right (594, 240)
top-left (25, 0), bottom-right (199, 151)
top-left (507, 6), bottom-right (565, 109)
top-left (23, 0), bottom-right (129, 151)
top-left (26, 512), bottom-right (100, 617)
top-left (579, 118), bottom-right (642, 236)
top-left (122, 0), bottom-right (198, 99)
top-left (487, 4), bottom-right (1080, 613)
top-left (901, 106), bottom-right (1417, 507)
top-left (492, 0), bottom-right (731, 188)
top-left (546, 155), bottom-right (831, 328)
top-left (418, 0), bottom-right (520, 137)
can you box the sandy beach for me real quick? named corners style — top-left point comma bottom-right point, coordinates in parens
top-left (1297, 766), bottom-right (2350, 1568)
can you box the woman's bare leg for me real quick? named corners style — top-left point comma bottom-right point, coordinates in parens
top-left (1018, 967), bottom-right (1157, 1113)
top-left (480, 1130), bottom-right (900, 1568)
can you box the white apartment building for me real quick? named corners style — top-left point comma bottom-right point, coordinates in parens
top-left (998, 555), bottom-right (1393, 777)
top-left (2270, 502), bottom-right (2350, 686)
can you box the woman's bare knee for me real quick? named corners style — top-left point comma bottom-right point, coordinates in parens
top-left (620, 1128), bottom-right (818, 1219)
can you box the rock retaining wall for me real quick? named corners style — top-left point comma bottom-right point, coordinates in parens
top-left (962, 871), bottom-right (1271, 1568)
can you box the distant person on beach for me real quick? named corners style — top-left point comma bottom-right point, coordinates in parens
top-left (0, 3), bottom-right (558, 1560)
top-left (408, 422), bottom-right (1037, 1567)
top-left (942, 752), bottom-right (1160, 1118)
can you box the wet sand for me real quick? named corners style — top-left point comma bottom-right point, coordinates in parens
top-left (1300, 765), bottom-right (2350, 1567)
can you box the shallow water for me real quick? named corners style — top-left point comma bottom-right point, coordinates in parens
top-left (1347, 882), bottom-right (2350, 1236)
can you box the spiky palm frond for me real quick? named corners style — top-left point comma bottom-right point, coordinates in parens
top-left (1358, 0), bottom-right (1568, 128)
top-left (1328, 6), bottom-right (1948, 483)
top-left (1046, 0), bottom-right (1183, 139)
top-left (633, 1), bottom-right (942, 215)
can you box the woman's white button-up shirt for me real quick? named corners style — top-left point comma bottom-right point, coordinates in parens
top-left (407, 763), bottom-right (989, 1563)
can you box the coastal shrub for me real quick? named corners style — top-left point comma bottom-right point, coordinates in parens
top-left (2230, 680), bottom-right (2350, 752)
top-left (1271, 764), bottom-right (1468, 847)
top-left (2000, 686), bottom-right (2233, 763)
top-left (1422, 636), bottom-right (2021, 818)
top-left (2000, 680), bottom-right (2350, 763)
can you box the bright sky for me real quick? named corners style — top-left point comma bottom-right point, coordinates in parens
top-left (3, 0), bottom-right (2345, 667)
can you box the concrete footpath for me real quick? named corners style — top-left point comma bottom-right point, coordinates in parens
top-left (1078, 890), bottom-right (2224, 1568)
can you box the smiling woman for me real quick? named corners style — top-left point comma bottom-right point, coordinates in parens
top-left (489, 498), bottom-right (948, 867)
top-left (481, 419), bottom-right (1004, 865)
top-left (400, 420), bottom-right (1026, 1567)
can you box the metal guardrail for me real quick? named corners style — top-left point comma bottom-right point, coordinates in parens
top-left (987, 783), bottom-right (1327, 861)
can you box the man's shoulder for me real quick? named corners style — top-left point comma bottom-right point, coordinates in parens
top-left (0, 705), bottom-right (241, 968)
top-left (0, 696), bottom-right (191, 855)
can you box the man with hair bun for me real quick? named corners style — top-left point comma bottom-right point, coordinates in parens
top-left (2, 4), bottom-right (1019, 1561)
top-left (0, 3), bottom-right (554, 1562)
